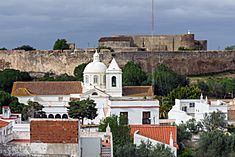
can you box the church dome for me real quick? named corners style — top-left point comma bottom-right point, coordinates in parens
top-left (84, 51), bottom-right (107, 74)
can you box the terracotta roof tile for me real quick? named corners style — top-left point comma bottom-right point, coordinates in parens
top-left (0, 120), bottom-right (9, 128)
top-left (11, 81), bottom-right (82, 96)
top-left (129, 125), bottom-right (177, 147)
top-left (30, 119), bottom-right (78, 143)
top-left (123, 86), bottom-right (154, 97)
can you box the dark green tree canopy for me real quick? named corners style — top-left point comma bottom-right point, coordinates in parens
top-left (196, 130), bottom-right (235, 157)
top-left (0, 69), bottom-right (32, 93)
top-left (53, 39), bottom-right (69, 50)
top-left (122, 61), bottom-right (147, 86)
top-left (161, 86), bottom-right (201, 113)
top-left (0, 91), bottom-right (25, 114)
top-left (67, 98), bottom-right (97, 124)
top-left (225, 45), bottom-right (235, 50)
top-left (0, 47), bottom-right (7, 50)
top-left (38, 73), bottom-right (76, 81)
top-left (149, 64), bottom-right (188, 96)
top-left (22, 101), bottom-right (45, 121)
top-left (74, 63), bottom-right (88, 81)
top-left (203, 110), bottom-right (227, 131)
top-left (13, 45), bottom-right (36, 51)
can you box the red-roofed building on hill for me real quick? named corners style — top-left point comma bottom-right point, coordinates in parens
top-left (1, 119), bottom-right (113, 157)
top-left (130, 125), bottom-right (177, 156)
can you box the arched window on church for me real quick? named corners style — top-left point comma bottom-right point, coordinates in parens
top-left (85, 75), bottom-right (89, 84)
top-left (112, 76), bottom-right (117, 87)
top-left (94, 75), bottom-right (98, 84)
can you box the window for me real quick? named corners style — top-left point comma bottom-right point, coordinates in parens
top-left (85, 75), bottom-right (89, 84)
top-left (189, 103), bottom-right (195, 108)
top-left (182, 106), bottom-right (187, 112)
top-left (62, 114), bottom-right (68, 119)
top-left (58, 97), bottom-right (63, 101)
top-left (55, 114), bottom-right (61, 119)
top-left (103, 75), bottom-right (106, 85)
top-left (120, 112), bottom-right (128, 124)
top-left (142, 112), bottom-right (151, 124)
top-left (94, 75), bottom-right (98, 84)
top-left (112, 76), bottom-right (116, 87)
top-left (48, 114), bottom-right (54, 118)
top-left (92, 92), bottom-right (98, 96)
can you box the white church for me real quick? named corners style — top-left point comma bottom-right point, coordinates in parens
top-left (11, 51), bottom-right (159, 125)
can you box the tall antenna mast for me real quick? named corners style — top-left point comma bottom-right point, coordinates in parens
top-left (151, 0), bottom-right (155, 85)
top-left (152, 0), bottom-right (155, 36)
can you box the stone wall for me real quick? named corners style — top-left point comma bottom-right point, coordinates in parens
top-left (0, 50), bottom-right (235, 76)
top-left (99, 34), bottom-right (207, 51)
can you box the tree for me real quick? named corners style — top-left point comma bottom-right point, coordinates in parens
top-left (185, 118), bottom-right (203, 134)
top-left (22, 101), bottom-right (45, 121)
top-left (161, 86), bottom-right (201, 113)
top-left (195, 130), bottom-right (235, 157)
top-left (177, 123), bottom-right (192, 145)
top-left (53, 39), bottom-right (69, 50)
top-left (99, 115), bottom-right (132, 156)
top-left (38, 73), bottom-right (76, 81)
top-left (149, 64), bottom-right (188, 96)
top-left (122, 61), bottom-right (147, 86)
top-left (13, 45), bottom-right (36, 51)
top-left (115, 143), bottom-right (136, 157)
top-left (67, 98), bottom-right (97, 124)
top-left (225, 45), bottom-right (235, 50)
top-left (0, 47), bottom-right (7, 50)
top-left (74, 63), bottom-right (88, 81)
top-left (0, 91), bottom-right (25, 114)
top-left (0, 69), bottom-right (32, 93)
top-left (149, 143), bottom-right (175, 157)
top-left (203, 110), bottom-right (227, 131)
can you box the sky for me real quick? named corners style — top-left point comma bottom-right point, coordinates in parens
top-left (0, 0), bottom-right (234, 50)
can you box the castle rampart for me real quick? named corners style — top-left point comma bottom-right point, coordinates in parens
top-left (0, 50), bottom-right (235, 76)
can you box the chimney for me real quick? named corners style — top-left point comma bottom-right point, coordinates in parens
top-left (2, 106), bottom-right (11, 119)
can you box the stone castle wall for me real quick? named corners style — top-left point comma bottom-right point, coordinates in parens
top-left (99, 34), bottom-right (207, 51)
top-left (0, 50), bottom-right (235, 76)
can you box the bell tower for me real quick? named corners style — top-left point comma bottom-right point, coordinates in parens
top-left (106, 58), bottom-right (122, 97)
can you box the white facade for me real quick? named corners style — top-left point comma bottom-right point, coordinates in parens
top-left (111, 99), bottom-right (159, 125)
top-left (168, 95), bottom-right (228, 124)
top-left (17, 95), bottom-right (71, 119)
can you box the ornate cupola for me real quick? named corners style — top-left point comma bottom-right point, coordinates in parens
top-left (83, 51), bottom-right (107, 92)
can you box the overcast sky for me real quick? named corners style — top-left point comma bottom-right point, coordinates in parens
top-left (0, 0), bottom-right (234, 50)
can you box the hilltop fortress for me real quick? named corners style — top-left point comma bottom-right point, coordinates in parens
top-left (0, 33), bottom-right (234, 76)
top-left (99, 34), bottom-right (207, 51)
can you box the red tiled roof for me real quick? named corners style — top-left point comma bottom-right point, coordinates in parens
top-left (0, 120), bottom-right (9, 128)
top-left (11, 81), bottom-right (83, 96)
top-left (30, 119), bottom-right (78, 143)
top-left (129, 125), bottom-right (177, 147)
top-left (123, 86), bottom-right (154, 97)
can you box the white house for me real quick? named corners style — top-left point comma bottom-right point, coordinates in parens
top-left (0, 120), bottom-right (13, 144)
top-left (11, 51), bottom-right (159, 125)
top-left (168, 94), bottom-right (228, 124)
